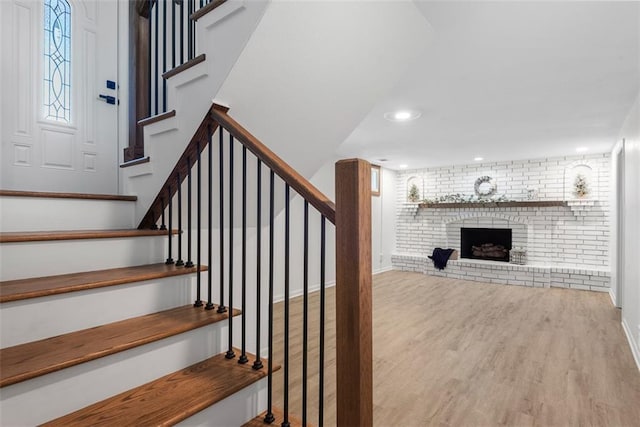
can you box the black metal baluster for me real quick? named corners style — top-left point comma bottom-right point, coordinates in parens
top-left (218, 129), bottom-right (226, 314)
top-left (225, 135), bottom-right (235, 358)
top-left (162, 0), bottom-right (167, 112)
top-left (282, 183), bottom-right (290, 427)
top-left (239, 146), bottom-right (248, 364)
top-left (186, 156), bottom-right (194, 268)
top-left (179, 0), bottom-right (184, 64)
top-left (160, 197), bottom-right (167, 230)
top-left (206, 126), bottom-right (214, 310)
top-left (176, 173), bottom-right (184, 266)
top-left (171, 0), bottom-right (176, 69)
top-left (187, 0), bottom-right (193, 59)
top-left (192, 0), bottom-right (197, 58)
top-left (264, 170), bottom-right (275, 424)
top-left (319, 215), bottom-right (326, 427)
top-left (148, 0), bottom-right (152, 115)
top-left (302, 201), bottom-right (309, 426)
top-left (154, 0), bottom-right (159, 115)
top-left (253, 159), bottom-right (263, 370)
top-left (166, 186), bottom-right (174, 264)
top-left (194, 140), bottom-right (203, 307)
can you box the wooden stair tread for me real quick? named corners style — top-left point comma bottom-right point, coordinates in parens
top-left (138, 110), bottom-right (176, 127)
top-left (163, 54), bottom-right (206, 80)
top-left (243, 407), bottom-right (307, 427)
top-left (0, 263), bottom-right (208, 303)
top-left (0, 229), bottom-right (178, 243)
top-left (42, 350), bottom-right (277, 427)
top-left (119, 156), bottom-right (150, 168)
top-left (0, 304), bottom-right (239, 387)
top-left (191, 0), bottom-right (227, 21)
top-left (0, 189), bottom-right (136, 201)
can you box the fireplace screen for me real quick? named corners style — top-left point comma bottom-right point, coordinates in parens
top-left (460, 228), bottom-right (512, 262)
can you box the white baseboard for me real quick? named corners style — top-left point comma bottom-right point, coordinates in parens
top-left (274, 280), bottom-right (336, 304)
top-left (621, 318), bottom-right (640, 372)
top-left (272, 266), bottom-right (392, 303)
top-left (373, 266), bottom-right (394, 275)
top-left (608, 288), bottom-right (617, 306)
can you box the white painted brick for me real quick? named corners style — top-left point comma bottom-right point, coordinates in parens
top-left (570, 284), bottom-right (591, 291)
top-left (393, 153), bottom-right (610, 293)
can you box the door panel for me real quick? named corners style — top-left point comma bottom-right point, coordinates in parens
top-left (1, 0), bottom-right (119, 194)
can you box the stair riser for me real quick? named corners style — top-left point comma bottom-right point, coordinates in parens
top-left (177, 378), bottom-right (267, 427)
top-left (0, 197), bottom-right (135, 231)
top-left (0, 236), bottom-right (169, 281)
top-left (1, 276), bottom-right (200, 347)
top-left (0, 325), bottom-right (230, 426)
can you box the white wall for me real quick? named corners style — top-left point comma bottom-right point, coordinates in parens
top-left (619, 92), bottom-right (640, 370)
top-left (609, 140), bottom-right (624, 306)
top-left (302, 160), bottom-right (397, 279)
top-left (372, 167), bottom-right (397, 273)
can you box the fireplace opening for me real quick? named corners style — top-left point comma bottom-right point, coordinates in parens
top-left (460, 228), bottom-right (512, 262)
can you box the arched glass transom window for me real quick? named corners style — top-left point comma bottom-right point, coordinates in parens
top-left (43, 0), bottom-right (71, 123)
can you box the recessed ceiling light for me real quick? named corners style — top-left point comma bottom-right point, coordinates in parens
top-left (399, 164), bottom-right (408, 169)
top-left (474, 157), bottom-right (484, 161)
top-left (378, 158), bottom-right (388, 162)
top-left (576, 147), bottom-right (589, 153)
top-left (384, 110), bottom-right (421, 122)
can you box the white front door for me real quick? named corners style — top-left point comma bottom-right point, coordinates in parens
top-left (0, 0), bottom-right (119, 194)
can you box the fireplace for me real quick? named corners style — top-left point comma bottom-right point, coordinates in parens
top-left (460, 228), bottom-right (512, 262)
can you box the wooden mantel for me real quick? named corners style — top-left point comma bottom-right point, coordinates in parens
top-left (417, 200), bottom-right (568, 209)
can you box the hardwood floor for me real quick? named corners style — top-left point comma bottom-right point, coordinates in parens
top-left (268, 270), bottom-right (640, 426)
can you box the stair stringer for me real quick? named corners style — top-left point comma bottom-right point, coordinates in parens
top-left (122, 0), bottom-right (270, 227)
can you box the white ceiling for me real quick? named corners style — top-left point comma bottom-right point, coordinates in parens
top-left (217, 0), bottom-right (431, 178)
top-left (337, 1), bottom-right (640, 170)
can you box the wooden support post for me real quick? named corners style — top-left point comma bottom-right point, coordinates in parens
top-left (335, 158), bottom-right (373, 427)
top-left (124, 1), bottom-right (152, 162)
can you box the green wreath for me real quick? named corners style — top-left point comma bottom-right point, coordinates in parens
top-left (474, 176), bottom-right (496, 198)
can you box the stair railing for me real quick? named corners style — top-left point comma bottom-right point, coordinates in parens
top-left (139, 103), bottom-right (372, 426)
top-left (126, 0), bottom-right (223, 162)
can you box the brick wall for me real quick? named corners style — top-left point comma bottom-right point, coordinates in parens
top-left (393, 154), bottom-right (611, 288)
top-left (399, 153), bottom-right (610, 202)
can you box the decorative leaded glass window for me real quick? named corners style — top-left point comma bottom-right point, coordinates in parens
top-left (43, 0), bottom-right (71, 123)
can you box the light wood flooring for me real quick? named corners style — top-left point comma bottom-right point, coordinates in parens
top-left (268, 270), bottom-right (640, 426)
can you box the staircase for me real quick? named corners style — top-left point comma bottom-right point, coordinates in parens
top-left (1, 0), bottom-right (381, 424)
top-left (0, 191), bottom-right (277, 426)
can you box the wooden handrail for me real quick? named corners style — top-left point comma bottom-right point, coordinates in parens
top-left (210, 104), bottom-right (336, 224)
top-left (335, 158), bottom-right (373, 427)
top-left (138, 102), bottom-right (336, 228)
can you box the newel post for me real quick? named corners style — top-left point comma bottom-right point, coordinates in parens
top-left (335, 158), bottom-right (373, 427)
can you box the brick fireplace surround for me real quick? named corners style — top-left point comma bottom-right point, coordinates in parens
top-left (392, 154), bottom-right (611, 292)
